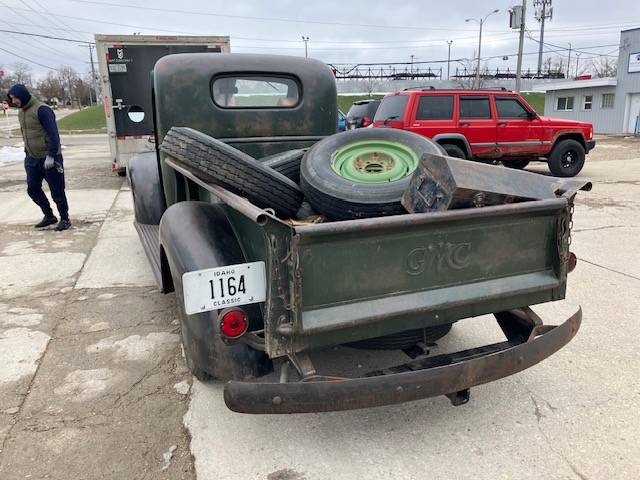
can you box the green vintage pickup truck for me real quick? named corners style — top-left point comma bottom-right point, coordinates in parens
top-left (128, 53), bottom-right (586, 414)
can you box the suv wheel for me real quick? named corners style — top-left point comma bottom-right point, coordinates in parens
top-left (441, 143), bottom-right (467, 159)
top-left (547, 139), bottom-right (585, 177)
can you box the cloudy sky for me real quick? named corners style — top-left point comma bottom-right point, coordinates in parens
top-left (0, 0), bottom-right (636, 78)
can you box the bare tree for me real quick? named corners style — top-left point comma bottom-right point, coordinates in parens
top-left (11, 62), bottom-right (34, 87)
top-left (454, 54), bottom-right (489, 89)
top-left (591, 56), bottom-right (617, 78)
top-left (37, 72), bottom-right (65, 104)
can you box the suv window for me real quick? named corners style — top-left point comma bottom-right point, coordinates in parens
top-left (347, 103), bottom-right (372, 118)
top-left (416, 95), bottom-right (454, 120)
top-left (374, 95), bottom-right (409, 122)
top-left (460, 96), bottom-right (491, 119)
top-left (495, 97), bottom-right (530, 119)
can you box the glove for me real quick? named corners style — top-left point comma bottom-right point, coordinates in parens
top-left (44, 155), bottom-right (55, 170)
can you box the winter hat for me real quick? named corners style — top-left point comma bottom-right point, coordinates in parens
top-left (7, 84), bottom-right (31, 106)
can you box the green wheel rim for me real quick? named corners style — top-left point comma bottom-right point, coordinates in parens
top-left (330, 140), bottom-right (419, 183)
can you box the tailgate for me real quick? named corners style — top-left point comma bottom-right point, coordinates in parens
top-left (285, 198), bottom-right (569, 352)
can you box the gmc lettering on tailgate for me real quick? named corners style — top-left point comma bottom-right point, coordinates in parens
top-left (407, 242), bottom-right (472, 275)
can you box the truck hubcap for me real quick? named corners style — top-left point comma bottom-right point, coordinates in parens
top-left (331, 140), bottom-right (419, 183)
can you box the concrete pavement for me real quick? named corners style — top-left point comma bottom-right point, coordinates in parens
top-left (0, 134), bottom-right (194, 479)
top-left (0, 133), bottom-right (638, 479)
top-left (185, 136), bottom-right (640, 480)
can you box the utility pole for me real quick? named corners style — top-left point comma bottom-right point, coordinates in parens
top-left (567, 42), bottom-right (572, 79)
top-left (301, 36), bottom-right (309, 58)
top-left (515, 0), bottom-right (527, 92)
top-left (446, 40), bottom-right (453, 80)
top-left (88, 44), bottom-right (96, 106)
top-left (466, 9), bottom-right (499, 89)
top-left (534, 0), bottom-right (552, 76)
top-left (575, 52), bottom-right (582, 77)
top-left (410, 54), bottom-right (414, 76)
top-left (79, 43), bottom-right (98, 106)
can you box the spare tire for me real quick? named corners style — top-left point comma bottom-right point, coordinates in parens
top-left (161, 127), bottom-right (303, 218)
top-left (300, 128), bottom-right (441, 220)
top-left (261, 149), bottom-right (306, 184)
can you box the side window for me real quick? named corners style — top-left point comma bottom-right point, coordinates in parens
top-left (212, 75), bottom-right (300, 108)
top-left (459, 97), bottom-right (491, 119)
top-left (495, 97), bottom-right (530, 119)
top-left (416, 95), bottom-right (454, 120)
top-left (601, 93), bottom-right (615, 109)
top-left (556, 96), bottom-right (574, 111)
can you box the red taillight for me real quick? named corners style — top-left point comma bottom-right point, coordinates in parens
top-left (362, 115), bottom-right (371, 127)
top-left (568, 251), bottom-right (577, 273)
top-left (220, 309), bottom-right (248, 338)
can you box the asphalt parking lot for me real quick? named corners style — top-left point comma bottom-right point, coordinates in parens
top-left (0, 133), bottom-right (639, 479)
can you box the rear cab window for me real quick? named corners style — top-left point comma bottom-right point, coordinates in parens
top-left (347, 103), bottom-right (371, 118)
top-left (211, 75), bottom-right (300, 108)
top-left (373, 95), bottom-right (409, 123)
top-left (415, 95), bottom-right (454, 120)
top-left (459, 96), bottom-right (492, 119)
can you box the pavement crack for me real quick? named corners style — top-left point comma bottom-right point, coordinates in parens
top-left (528, 393), bottom-right (589, 480)
top-left (573, 225), bottom-right (630, 233)
top-left (577, 257), bottom-right (640, 281)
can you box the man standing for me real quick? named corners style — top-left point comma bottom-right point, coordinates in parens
top-left (7, 84), bottom-right (70, 231)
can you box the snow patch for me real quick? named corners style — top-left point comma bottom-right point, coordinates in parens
top-left (0, 146), bottom-right (24, 167)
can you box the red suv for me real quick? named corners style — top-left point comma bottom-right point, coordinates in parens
top-left (372, 88), bottom-right (595, 177)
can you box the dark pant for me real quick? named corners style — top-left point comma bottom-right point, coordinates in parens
top-left (25, 155), bottom-right (69, 220)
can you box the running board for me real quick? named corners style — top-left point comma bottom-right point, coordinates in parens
top-left (134, 221), bottom-right (163, 290)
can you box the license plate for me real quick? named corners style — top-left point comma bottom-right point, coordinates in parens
top-left (182, 262), bottom-right (266, 315)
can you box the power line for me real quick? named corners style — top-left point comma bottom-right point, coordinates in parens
top-left (0, 45), bottom-right (59, 70)
top-left (0, 28), bottom-right (93, 44)
top-left (29, 0), bottom-right (90, 42)
top-left (67, 0), bottom-right (495, 33)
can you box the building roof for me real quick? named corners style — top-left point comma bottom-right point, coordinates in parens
top-left (533, 78), bottom-right (617, 92)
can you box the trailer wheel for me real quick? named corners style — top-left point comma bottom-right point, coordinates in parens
top-left (300, 129), bottom-right (441, 220)
top-left (261, 149), bottom-right (306, 184)
top-left (161, 127), bottom-right (303, 218)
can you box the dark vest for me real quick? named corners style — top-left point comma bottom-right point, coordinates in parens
top-left (18, 98), bottom-right (60, 159)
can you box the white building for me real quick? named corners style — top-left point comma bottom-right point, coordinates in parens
top-left (536, 28), bottom-right (640, 134)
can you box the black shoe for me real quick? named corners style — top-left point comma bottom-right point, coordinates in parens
top-left (34, 216), bottom-right (58, 228)
top-left (55, 219), bottom-right (71, 231)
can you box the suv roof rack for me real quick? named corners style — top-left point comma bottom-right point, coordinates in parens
top-left (401, 86), bottom-right (513, 92)
top-left (402, 86), bottom-right (436, 91)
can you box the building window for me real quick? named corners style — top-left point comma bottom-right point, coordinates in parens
top-left (583, 95), bottom-right (593, 111)
top-left (601, 93), bottom-right (615, 109)
top-left (556, 96), bottom-right (574, 111)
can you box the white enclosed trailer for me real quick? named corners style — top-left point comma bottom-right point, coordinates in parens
top-left (95, 34), bottom-right (230, 175)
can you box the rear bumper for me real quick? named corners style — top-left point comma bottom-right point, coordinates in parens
top-left (224, 307), bottom-right (581, 414)
top-left (586, 140), bottom-right (596, 152)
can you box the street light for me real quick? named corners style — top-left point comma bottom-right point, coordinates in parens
top-left (301, 36), bottom-right (309, 58)
top-left (466, 9), bottom-right (499, 89)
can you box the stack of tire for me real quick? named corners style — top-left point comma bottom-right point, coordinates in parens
top-left (161, 126), bottom-right (443, 221)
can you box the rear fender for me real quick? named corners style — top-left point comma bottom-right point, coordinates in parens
top-left (128, 152), bottom-right (166, 225)
top-left (160, 201), bottom-right (269, 380)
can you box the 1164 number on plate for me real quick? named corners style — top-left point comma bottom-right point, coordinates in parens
top-left (182, 261), bottom-right (266, 315)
